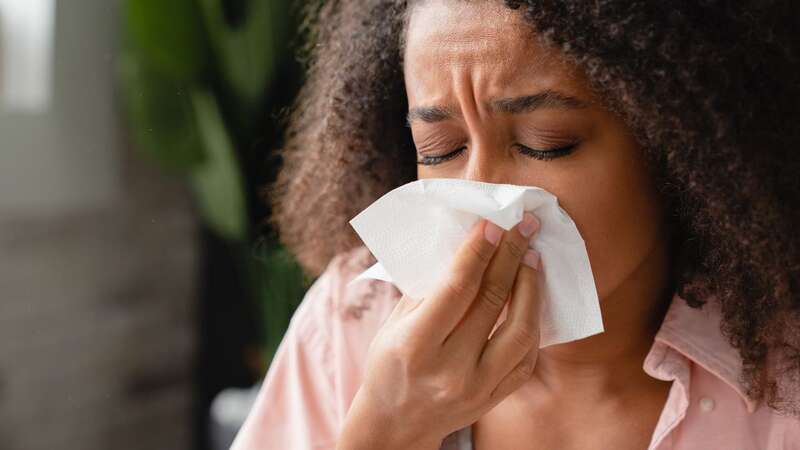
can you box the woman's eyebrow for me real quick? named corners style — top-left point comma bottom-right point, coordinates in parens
top-left (406, 89), bottom-right (589, 126)
top-left (491, 89), bottom-right (589, 114)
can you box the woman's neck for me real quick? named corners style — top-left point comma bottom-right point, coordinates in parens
top-left (530, 236), bottom-right (674, 401)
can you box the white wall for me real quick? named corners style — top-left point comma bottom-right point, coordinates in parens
top-left (0, 0), bottom-right (120, 216)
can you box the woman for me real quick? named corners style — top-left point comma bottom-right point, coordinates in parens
top-left (232, 0), bottom-right (800, 449)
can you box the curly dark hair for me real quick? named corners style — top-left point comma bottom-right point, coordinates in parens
top-left (265, 0), bottom-right (800, 415)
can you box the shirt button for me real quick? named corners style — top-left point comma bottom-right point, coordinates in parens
top-left (699, 396), bottom-right (715, 412)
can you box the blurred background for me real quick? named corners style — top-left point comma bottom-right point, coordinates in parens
top-left (0, 0), bottom-right (311, 449)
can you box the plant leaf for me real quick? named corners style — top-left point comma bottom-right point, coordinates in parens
top-left (123, 0), bottom-right (210, 82)
top-left (118, 53), bottom-right (206, 172)
top-left (198, 0), bottom-right (291, 107)
top-left (189, 91), bottom-right (248, 240)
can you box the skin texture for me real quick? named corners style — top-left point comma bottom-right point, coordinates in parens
top-left (401, 1), bottom-right (673, 448)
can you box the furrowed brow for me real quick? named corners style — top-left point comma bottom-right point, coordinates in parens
top-left (490, 90), bottom-right (589, 114)
top-left (406, 105), bottom-right (459, 126)
top-left (406, 89), bottom-right (588, 126)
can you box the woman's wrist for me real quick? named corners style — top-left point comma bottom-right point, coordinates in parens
top-left (336, 387), bottom-right (444, 450)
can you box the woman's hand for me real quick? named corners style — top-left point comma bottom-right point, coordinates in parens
top-left (336, 213), bottom-right (542, 450)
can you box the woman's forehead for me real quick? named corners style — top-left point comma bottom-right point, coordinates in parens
top-left (403, 0), bottom-right (589, 109)
top-left (404, 0), bottom-right (532, 63)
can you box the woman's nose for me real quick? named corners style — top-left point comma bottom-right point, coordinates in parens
top-left (461, 141), bottom-right (514, 185)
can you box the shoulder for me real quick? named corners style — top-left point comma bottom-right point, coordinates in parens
top-left (290, 245), bottom-right (402, 414)
top-left (681, 358), bottom-right (800, 449)
top-left (291, 244), bottom-right (402, 381)
top-left (295, 245), bottom-right (402, 332)
top-left (650, 293), bottom-right (800, 448)
top-left (231, 246), bottom-right (403, 450)
top-left (291, 246), bottom-right (401, 334)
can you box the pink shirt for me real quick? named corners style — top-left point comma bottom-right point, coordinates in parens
top-left (231, 246), bottom-right (800, 450)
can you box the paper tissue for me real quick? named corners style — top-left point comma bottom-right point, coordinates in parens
top-left (347, 178), bottom-right (604, 347)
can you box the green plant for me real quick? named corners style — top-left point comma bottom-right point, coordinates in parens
top-left (118, 0), bottom-right (309, 368)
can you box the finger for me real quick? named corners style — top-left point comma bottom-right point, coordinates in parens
top-left (412, 218), bottom-right (502, 343)
top-left (385, 294), bottom-right (422, 324)
top-left (479, 250), bottom-right (541, 384)
top-left (489, 346), bottom-right (538, 401)
top-left (445, 212), bottom-right (539, 352)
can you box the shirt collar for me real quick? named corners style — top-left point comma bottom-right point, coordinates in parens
top-left (644, 291), bottom-right (759, 413)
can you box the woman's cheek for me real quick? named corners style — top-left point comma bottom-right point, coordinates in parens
top-left (552, 160), bottom-right (660, 303)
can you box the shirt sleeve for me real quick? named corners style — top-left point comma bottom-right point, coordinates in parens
top-left (230, 269), bottom-right (340, 450)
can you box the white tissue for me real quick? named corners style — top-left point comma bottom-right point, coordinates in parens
top-left (347, 178), bottom-right (604, 347)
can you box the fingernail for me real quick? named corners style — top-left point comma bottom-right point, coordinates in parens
top-left (518, 213), bottom-right (540, 238)
top-left (523, 249), bottom-right (540, 269)
top-left (484, 220), bottom-right (502, 246)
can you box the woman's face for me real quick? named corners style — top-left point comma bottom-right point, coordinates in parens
top-left (404, 0), bottom-right (667, 304)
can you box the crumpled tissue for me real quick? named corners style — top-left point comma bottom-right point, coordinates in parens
top-left (347, 178), bottom-right (604, 347)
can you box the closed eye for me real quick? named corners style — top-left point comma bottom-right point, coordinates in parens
top-left (416, 143), bottom-right (578, 166)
